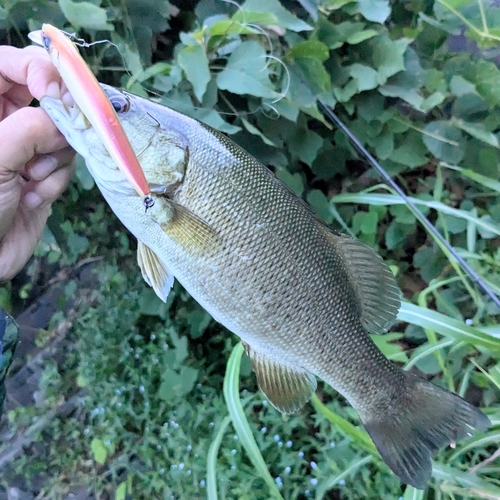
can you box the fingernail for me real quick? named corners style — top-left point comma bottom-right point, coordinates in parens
top-left (45, 81), bottom-right (61, 99)
top-left (23, 192), bottom-right (43, 209)
top-left (30, 156), bottom-right (58, 180)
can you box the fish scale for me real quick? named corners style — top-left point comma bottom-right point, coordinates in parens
top-left (40, 84), bottom-right (490, 489)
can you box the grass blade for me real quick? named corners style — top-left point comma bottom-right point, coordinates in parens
top-left (316, 455), bottom-right (372, 500)
top-left (432, 463), bottom-right (500, 497)
top-left (310, 394), bottom-right (377, 454)
top-left (223, 342), bottom-right (284, 499)
top-left (207, 415), bottom-right (232, 500)
top-left (442, 163), bottom-right (500, 194)
top-left (398, 302), bottom-right (500, 350)
top-left (403, 485), bottom-right (424, 500)
top-left (404, 338), bottom-right (455, 370)
top-left (331, 192), bottom-right (500, 237)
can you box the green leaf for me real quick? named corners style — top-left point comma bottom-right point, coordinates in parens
top-left (217, 41), bottom-right (278, 98)
top-left (347, 28), bottom-right (379, 44)
top-left (178, 45), bottom-right (211, 102)
top-left (371, 34), bottom-right (410, 84)
top-left (288, 40), bottom-right (331, 95)
top-left (370, 333), bottom-right (409, 362)
top-left (296, 0), bottom-right (318, 21)
top-left (231, 10), bottom-right (281, 28)
top-left (75, 156), bottom-right (95, 190)
top-left (275, 169), bottom-right (304, 195)
top-left (242, 0), bottom-right (312, 32)
top-left (398, 302), bottom-right (500, 351)
top-left (332, 192), bottom-right (500, 237)
top-left (420, 91), bottom-right (445, 111)
top-left (115, 482), bottom-right (127, 500)
top-left (307, 190), bottom-right (333, 224)
top-left (316, 455), bottom-right (373, 500)
top-left (207, 416), bottom-right (232, 500)
top-left (357, 0), bottom-right (391, 23)
top-left (241, 118), bottom-right (277, 146)
top-left (311, 395), bottom-right (377, 454)
top-left (422, 121), bottom-right (465, 163)
top-left (223, 343), bottom-right (284, 499)
top-left (90, 438), bottom-right (107, 464)
top-left (349, 63), bottom-right (379, 91)
top-left (449, 75), bottom-right (477, 96)
top-left (389, 139), bottom-right (428, 168)
top-left (59, 0), bottom-right (114, 30)
top-left (475, 60), bottom-right (500, 105)
top-left (352, 211), bottom-right (378, 235)
top-left (443, 164), bottom-right (500, 194)
top-left (208, 19), bottom-right (261, 36)
top-left (379, 85), bottom-right (424, 110)
top-left (385, 220), bottom-right (411, 249)
top-left (453, 118), bottom-right (499, 148)
top-left (403, 485), bottom-right (424, 500)
top-left (287, 126), bottom-right (323, 166)
top-left (289, 40), bottom-right (329, 61)
top-left (159, 366), bottom-right (198, 400)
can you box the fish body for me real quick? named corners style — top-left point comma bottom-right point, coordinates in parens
top-left (28, 24), bottom-right (154, 208)
top-left (40, 86), bottom-right (490, 488)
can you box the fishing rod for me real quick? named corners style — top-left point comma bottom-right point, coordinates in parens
top-left (316, 99), bottom-right (500, 310)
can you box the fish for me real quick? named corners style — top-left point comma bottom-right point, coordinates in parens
top-left (39, 85), bottom-right (491, 489)
top-left (28, 24), bottom-right (154, 210)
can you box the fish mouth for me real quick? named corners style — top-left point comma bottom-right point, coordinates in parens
top-left (40, 94), bottom-right (91, 134)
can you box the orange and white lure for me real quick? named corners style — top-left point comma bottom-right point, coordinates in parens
top-left (29, 24), bottom-right (154, 210)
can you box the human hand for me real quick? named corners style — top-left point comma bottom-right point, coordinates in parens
top-left (0, 45), bottom-right (74, 282)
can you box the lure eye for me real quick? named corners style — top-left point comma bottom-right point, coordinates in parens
top-left (109, 95), bottom-right (130, 114)
top-left (42, 34), bottom-right (51, 50)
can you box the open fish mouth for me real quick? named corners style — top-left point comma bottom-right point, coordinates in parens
top-left (40, 94), bottom-right (91, 136)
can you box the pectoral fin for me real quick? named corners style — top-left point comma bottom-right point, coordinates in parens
top-left (243, 342), bottom-right (317, 414)
top-left (160, 200), bottom-right (218, 254)
top-left (137, 241), bottom-right (174, 302)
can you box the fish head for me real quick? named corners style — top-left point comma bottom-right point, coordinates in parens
top-left (40, 84), bottom-right (187, 199)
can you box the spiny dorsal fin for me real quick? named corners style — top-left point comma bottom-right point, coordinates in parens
top-left (137, 241), bottom-right (174, 302)
top-left (160, 200), bottom-right (218, 253)
top-left (325, 231), bottom-right (401, 333)
top-left (243, 342), bottom-right (317, 414)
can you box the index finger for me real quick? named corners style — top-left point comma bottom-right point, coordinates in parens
top-left (0, 46), bottom-right (61, 105)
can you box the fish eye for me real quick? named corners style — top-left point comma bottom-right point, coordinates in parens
top-left (109, 95), bottom-right (130, 114)
top-left (42, 34), bottom-right (51, 50)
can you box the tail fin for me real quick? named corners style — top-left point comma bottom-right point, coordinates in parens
top-left (363, 371), bottom-right (490, 489)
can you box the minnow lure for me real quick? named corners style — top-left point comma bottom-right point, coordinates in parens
top-left (29, 24), bottom-right (154, 210)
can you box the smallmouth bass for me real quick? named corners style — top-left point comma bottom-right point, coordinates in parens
top-left (40, 86), bottom-right (490, 488)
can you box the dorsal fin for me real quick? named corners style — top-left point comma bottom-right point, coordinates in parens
top-left (323, 230), bottom-right (401, 333)
top-left (243, 342), bottom-right (317, 414)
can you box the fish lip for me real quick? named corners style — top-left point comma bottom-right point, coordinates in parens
top-left (40, 95), bottom-right (89, 130)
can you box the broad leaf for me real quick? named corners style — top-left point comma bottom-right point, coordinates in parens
top-left (59, 0), bottom-right (114, 30)
top-left (178, 44), bottom-right (211, 102)
top-left (242, 0), bottom-right (312, 31)
top-left (357, 0), bottom-right (391, 24)
top-left (217, 41), bottom-right (278, 98)
top-left (422, 121), bottom-right (466, 163)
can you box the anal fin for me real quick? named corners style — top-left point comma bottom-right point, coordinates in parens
top-left (137, 241), bottom-right (174, 302)
top-left (243, 342), bottom-right (317, 414)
